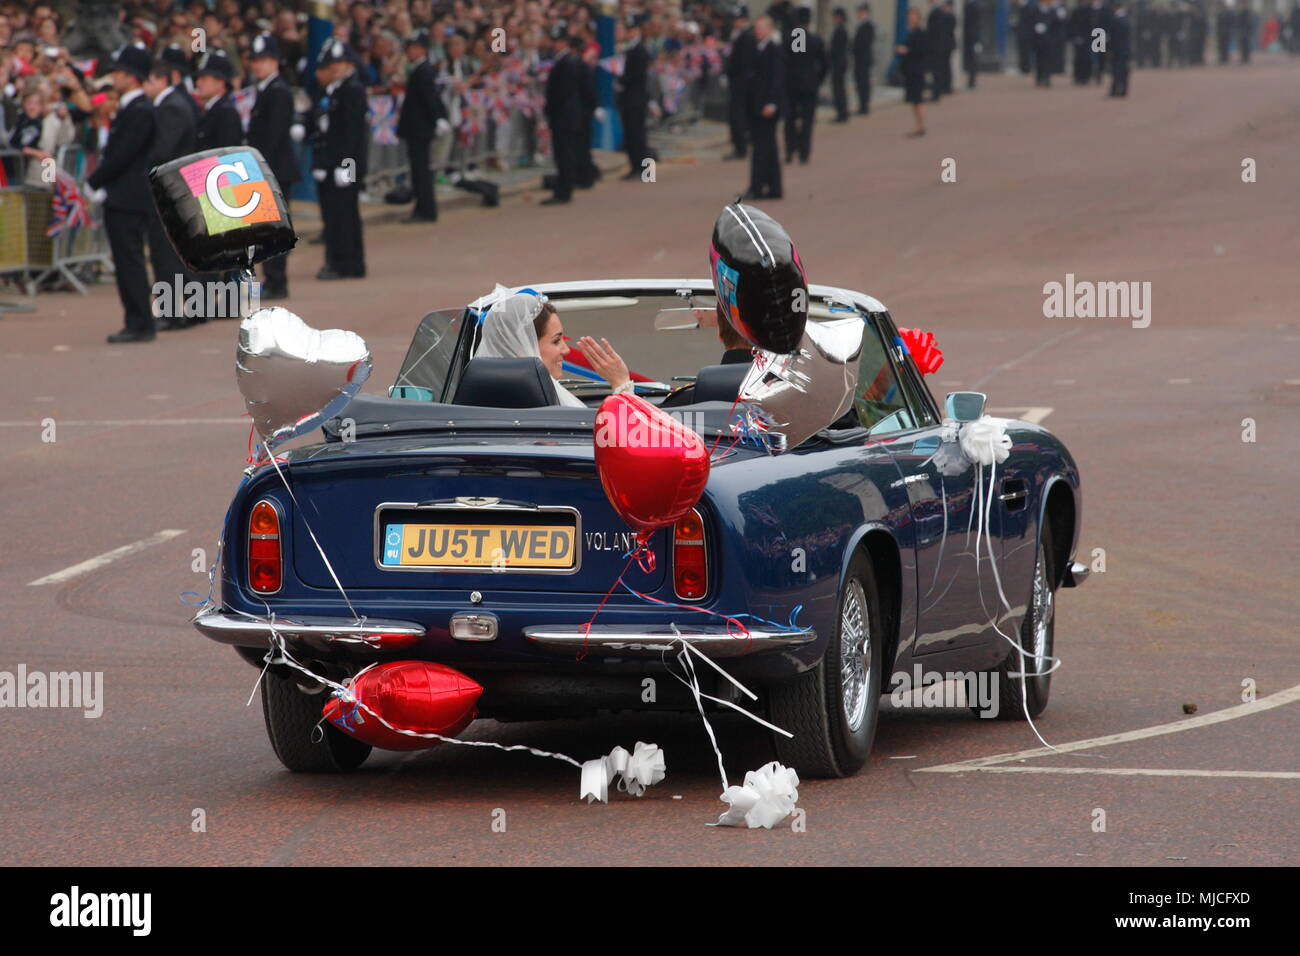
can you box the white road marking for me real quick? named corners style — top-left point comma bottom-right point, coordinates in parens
top-left (27, 529), bottom-right (187, 586)
top-left (928, 766), bottom-right (1300, 780)
top-left (988, 406), bottom-right (1054, 424)
top-left (918, 681), bottom-right (1300, 773)
top-left (1168, 378), bottom-right (1192, 385)
top-left (0, 418), bottom-right (246, 427)
top-left (970, 328), bottom-right (1082, 390)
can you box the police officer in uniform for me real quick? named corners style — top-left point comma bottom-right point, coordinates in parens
top-left (617, 14), bottom-right (652, 179)
top-left (247, 33), bottom-right (300, 299)
top-left (143, 59), bottom-right (197, 328)
top-left (784, 6), bottom-right (827, 164)
top-left (313, 39), bottom-right (368, 278)
top-left (852, 3), bottom-right (875, 113)
top-left (194, 50), bottom-right (242, 150)
top-left (963, 0), bottom-right (983, 87)
top-left (830, 7), bottom-right (850, 121)
top-left (396, 31), bottom-right (449, 223)
top-left (1069, 0), bottom-right (1091, 82)
top-left (1014, 0), bottom-right (1036, 72)
top-left (87, 44), bottom-right (157, 343)
top-left (745, 14), bottom-right (785, 199)
top-left (1031, 0), bottom-right (1054, 85)
top-left (724, 7), bottom-right (757, 157)
top-left (1109, 2), bottom-right (1132, 94)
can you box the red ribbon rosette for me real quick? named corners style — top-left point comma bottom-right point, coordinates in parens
top-left (898, 328), bottom-right (944, 376)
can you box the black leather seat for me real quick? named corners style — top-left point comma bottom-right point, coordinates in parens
top-left (452, 357), bottom-right (559, 408)
top-left (693, 363), bottom-right (751, 404)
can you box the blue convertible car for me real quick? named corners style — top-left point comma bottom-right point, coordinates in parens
top-left (194, 279), bottom-right (1088, 778)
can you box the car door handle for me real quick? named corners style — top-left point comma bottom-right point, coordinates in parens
top-left (999, 479), bottom-right (1029, 511)
top-left (891, 472), bottom-right (932, 489)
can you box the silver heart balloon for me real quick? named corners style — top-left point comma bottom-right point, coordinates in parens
top-left (237, 307), bottom-right (372, 449)
top-left (738, 318), bottom-right (862, 453)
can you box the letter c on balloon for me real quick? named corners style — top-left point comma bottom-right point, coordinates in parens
top-left (205, 161), bottom-right (261, 219)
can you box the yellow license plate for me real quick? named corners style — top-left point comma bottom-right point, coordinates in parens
top-left (381, 522), bottom-right (576, 569)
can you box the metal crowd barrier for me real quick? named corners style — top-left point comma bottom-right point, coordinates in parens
top-left (0, 145), bottom-right (110, 296)
top-left (37, 144), bottom-right (112, 295)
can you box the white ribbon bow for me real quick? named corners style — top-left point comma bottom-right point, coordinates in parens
top-left (715, 761), bottom-right (801, 829)
top-left (580, 742), bottom-right (667, 804)
top-left (958, 415), bottom-right (1012, 467)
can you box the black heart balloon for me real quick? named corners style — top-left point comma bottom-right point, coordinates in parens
top-left (708, 201), bottom-right (809, 355)
top-left (150, 146), bottom-right (297, 272)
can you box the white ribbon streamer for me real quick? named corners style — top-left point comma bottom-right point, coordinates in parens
top-left (714, 762), bottom-right (801, 829)
top-left (580, 741), bottom-right (667, 803)
top-left (957, 416), bottom-right (1067, 754)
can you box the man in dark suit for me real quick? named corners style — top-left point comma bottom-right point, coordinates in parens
top-left (746, 14), bottom-right (785, 199)
top-left (247, 33), bottom-right (300, 299)
top-left (852, 4), bottom-right (875, 113)
top-left (1237, 5), bottom-right (1253, 61)
top-left (142, 60), bottom-right (197, 329)
top-left (396, 31), bottom-right (449, 224)
top-left (576, 41), bottom-right (600, 190)
top-left (963, 0), bottom-right (983, 87)
top-left (1215, 3), bottom-right (1234, 63)
top-left (158, 45), bottom-right (201, 124)
top-left (1109, 2), bottom-right (1131, 95)
top-left (784, 6), bottom-right (827, 164)
top-left (724, 7), bottom-right (757, 158)
top-left (617, 15), bottom-right (652, 180)
top-left (312, 40), bottom-right (369, 278)
top-left (86, 44), bottom-right (157, 344)
top-left (927, 1), bottom-right (957, 99)
top-left (829, 7), bottom-right (850, 121)
top-left (194, 50), bottom-right (242, 150)
top-left (543, 34), bottom-right (586, 205)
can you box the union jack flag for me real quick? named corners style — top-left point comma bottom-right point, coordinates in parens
top-left (368, 94), bottom-right (400, 146)
top-left (46, 168), bottom-right (92, 238)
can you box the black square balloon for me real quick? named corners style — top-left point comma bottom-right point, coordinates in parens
top-left (150, 146), bottom-right (297, 272)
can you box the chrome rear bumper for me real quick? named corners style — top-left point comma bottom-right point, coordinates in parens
top-left (193, 610), bottom-right (813, 659)
top-left (192, 610), bottom-right (425, 647)
top-left (524, 624), bottom-right (815, 658)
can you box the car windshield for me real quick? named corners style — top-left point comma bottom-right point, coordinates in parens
top-left (393, 287), bottom-right (871, 404)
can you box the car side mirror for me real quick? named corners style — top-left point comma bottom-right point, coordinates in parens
top-left (945, 391), bottom-right (987, 422)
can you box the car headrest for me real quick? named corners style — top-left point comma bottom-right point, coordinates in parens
top-left (693, 363), bottom-right (751, 404)
top-left (452, 357), bottom-right (559, 408)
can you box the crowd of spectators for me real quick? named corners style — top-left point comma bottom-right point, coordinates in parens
top-left (1, 0), bottom-right (736, 183)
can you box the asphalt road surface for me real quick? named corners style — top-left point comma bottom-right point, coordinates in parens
top-left (2, 59), bottom-right (1298, 867)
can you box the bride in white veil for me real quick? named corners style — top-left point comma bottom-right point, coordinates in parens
top-left (475, 287), bottom-right (634, 408)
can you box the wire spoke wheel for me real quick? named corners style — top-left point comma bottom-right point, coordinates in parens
top-left (839, 579), bottom-right (871, 732)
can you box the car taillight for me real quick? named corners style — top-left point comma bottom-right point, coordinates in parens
top-left (248, 499), bottom-right (282, 594)
top-left (673, 508), bottom-right (707, 600)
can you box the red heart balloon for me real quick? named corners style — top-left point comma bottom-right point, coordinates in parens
top-left (594, 394), bottom-right (711, 539)
top-left (322, 661), bottom-right (482, 751)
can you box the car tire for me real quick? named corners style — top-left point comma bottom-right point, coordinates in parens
top-left (990, 521), bottom-right (1057, 721)
top-left (768, 552), bottom-right (883, 778)
top-left (260, 671), bottom-right (372, 772)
